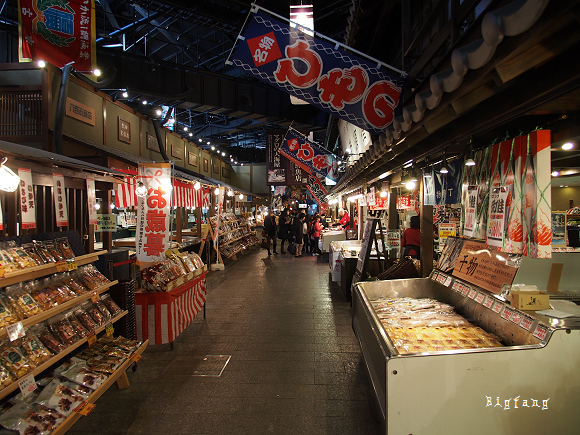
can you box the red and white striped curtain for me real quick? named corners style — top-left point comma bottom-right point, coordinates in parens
top-left (173, 181), bottom-right (210, 208)
top-left (114, 169), bottom-right (138, 208)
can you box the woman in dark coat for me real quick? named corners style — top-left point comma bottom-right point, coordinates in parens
top-left (278, 209), bottom-right (291, 253)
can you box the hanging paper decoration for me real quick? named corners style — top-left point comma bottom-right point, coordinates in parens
top-left (115, 171), bottom-right (137, 209)
top-left (173, 181), bottom-right (209, 208)
top-left (423, 158), bottom-right (464, 205)
top-left (18, 0), bottom-right (97, 72)
top-left (136, 163), bottom-right (172, 265)
top-left (228, 6), bottom-right (405, 135)
top-left (52, 174), bottom-right (68, 227)
top-left (17, 168), bottom-right (36, 229)
top-left (86, 178), bottom-right (97, 225)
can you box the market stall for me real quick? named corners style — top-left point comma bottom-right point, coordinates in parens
top-left (319, 228), bottom-right (346, 253)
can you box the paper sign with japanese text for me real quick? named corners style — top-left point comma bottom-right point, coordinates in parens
top-left (486, 186), bottom-right (509, 249)
top-left (18, 0), bottom-right (96, 72)
top-left (452, 240), bottom-right (519, 294)
top-left (229, 8), bottom-right (404, 136)
top-left (86, 178), bottom-right (98, 225)
top-left (136, 163), bottom-right (172, 265)
top-left (17, 168), bottom-right (36, 229)
top-left (463, 186), bottom-right (478, 238)
top-left (438, 223), bottom-right (456, 251)
top-left (52, 173), bottom-right (68, 226)
top-left (96, 214), bottom-right (116, 232)
top-left (366, 187), bottom-right (376, 206)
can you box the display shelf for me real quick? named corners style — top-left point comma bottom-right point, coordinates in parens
top-left (0, 310), bottom-right (128, 401)
top-left (50, 338), bottom-right (149, 435)
top-left (0, 281), bottom-right (118, 341)
top-left (0, 251), bottom-right (107, 287)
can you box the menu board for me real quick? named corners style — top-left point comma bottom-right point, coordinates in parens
top-left (452, 240), bottom-right (519, 294)
top-left (353, 218), bottom-right (378, 285)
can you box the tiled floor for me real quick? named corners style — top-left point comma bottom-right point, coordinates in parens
top-left (67, 247), bottom-right (384, 434)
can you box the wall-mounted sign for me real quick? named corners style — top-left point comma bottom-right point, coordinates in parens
top-left (118, 118), bottom-right (131, 143)
top-left (52, 173), bottom-right (68, 227)
top-left (146, 132), bottom-right (160, 152)
top-left (222, 167), bottom-right (231, 178)
top-left (65, 97), bottom-right (95, 126)
top-left (17, 168), bottom-right (36, 229)
top-left (171, 144), bottom-right (183, 160)
top-left (203, 158), bottom-right (209, 172)
top-left (96, 214), bottom-right (117, 232)
top-left (188, 152), bottom-right (198, 167)
top-left (213, 163), bottom-right (219, 174)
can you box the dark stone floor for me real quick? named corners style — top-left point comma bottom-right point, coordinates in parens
top-left (67, 247), bottom-right (384, 434)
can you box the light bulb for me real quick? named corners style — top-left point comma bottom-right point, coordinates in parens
top-left (228, 190), bottom-right (234, 197)
top-left (406, 180), bottom-right (416, 190)
top-left (562, 142), bottom-right (574, 150)
top-left (94, 203), bottom-right (101, 210)
top-left (465, 158), bottom-right (476, 166)
top-left (142, 100), bottom-right (147, 105)
top-left (222, 152), bottom-right (226, 157)
top-left (215, 187), bottom-right (220, 195)
top-left (93, 68), bottom-right (102, 77)
top-left (156, 109), bottom-right (162, 116)
top-left (194, 181), bottom-right (201, 190)
top-left (110, 203), bottom-right (115, 209)
top-left (37, 60), bottom-right (46, 68)
top-left (380, 190), bottom-right (388, 198)
top-left (552, 171), bottom-right (559, 177)
top-left (239, 193), bottom-right (244, 200)
top-left (122, 91), bottom-right (128, 98)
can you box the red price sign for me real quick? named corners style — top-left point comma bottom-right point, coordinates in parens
top-left (452, 282), bottom-right (462, 292)
top-left (475, 292), bottom-right (486, 304)
top-left (501, 307), bottom-right (514, 321)
top-left (492, 301), bottom-right (503, 313)
top-left (75, 402), bottom-right (96, 416)
top-left (483, 296), bottom-right (494, 309)
top-left (533, 324), bottom-right (549, 341)
top-left (461, 285), bottom-right (470, 296)
top-left (510, 311), bottom-right (523, 325)
top-left (520, 315), bottom-right (534, 331)
top-left (468, 289), bottom-right (478, 300)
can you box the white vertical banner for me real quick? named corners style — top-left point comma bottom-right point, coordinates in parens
top-left (486, 186), bottom-right (509, 249)
top-left (86, 178), bottom-right (98, 225)
top-left (17, 168), bottom-right (36, 229)
top-left (52, 173), bottom-right (68, 227)
top-left (136, 163), bottom-right (173, 265)
top-left (213, 187), bottom-right (225, 250)
top-left (0, 199), bottom-right (3, 230)
top-left (463, 186), bottom-right (478, 238)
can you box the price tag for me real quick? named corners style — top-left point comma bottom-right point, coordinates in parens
top-left (461, 285), bottom-right (470, 296)
top-left (483, 296), bottom-right (494, 309)
top-left (56, 261), bottom-right (68, 272)
top-left (444, 276), bottom-right (453, 287)
top-left (468, 289), bottom-right (478, 300)
top-left (67, 260), bottom-right (78, 271)
top-left (430, 270), bottom-right (438, 281)
top-left (91, 292), bottom-right (100, 303)
top-left (105, 323), bottom-right (114, 337)
top-left (75, 401), bottom-right (96, 416)
top-left (533, 324), bottom-right (549, 341)
top-left (18, 374), bottom-right (37, 398)
top-left (452, 281), bottom-right (462, 292)
top-left (501, 307), bottom-right (514, 321)
top-left (510, 310), bottom-right (523, 325)
top-left (87, 332), bottom-right (97, 346)
top-left (6, 322), bottom-right (25, 342)
top-left (131, 353), bottom-right (143, 362)
top-left (519, 315), bottom-right (534, 331)
top-left (492, 301), bottom-right (503, 314)
top-left (0, 265), bottom-right (4, 278)
top-left (475, 292), bottom-right (486, 304)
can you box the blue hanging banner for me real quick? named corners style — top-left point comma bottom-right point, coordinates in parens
top-left (280, 127), bottom-right (339, 183)
top-left (227, 5), bottom-right (406, 135)
top-left (423, 158), bottom-right (464, 205)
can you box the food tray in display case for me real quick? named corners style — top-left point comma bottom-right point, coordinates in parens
top-left (351, 275), bottom-right (580, 435)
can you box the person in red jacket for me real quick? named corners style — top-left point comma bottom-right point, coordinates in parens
top-left (311, 215), bottom-right (324, 256)
top-left (339, 209), bottom-right (350, 228)
top-left (402, 215), bottom-right (421, 259)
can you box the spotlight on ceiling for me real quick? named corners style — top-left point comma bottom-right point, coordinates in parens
top-left (562, 142), bottom-right (574, 150)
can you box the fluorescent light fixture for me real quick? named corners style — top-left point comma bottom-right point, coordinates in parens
top-left (102, 43), bottom-right (124, 48)
top-left (552, 171), bottom-right (559, 177)
top-left (379, 172), bottom-right (388, 179)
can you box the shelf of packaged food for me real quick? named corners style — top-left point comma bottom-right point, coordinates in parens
top-left (218, 234), bottom-right (249, 247)
top-left (0, 251), bottom-right (107, 288)
top-left (51, 338), bottom-right (148, 435)
top-left (212, 227), bottom-right (240, 236)
top-left (0, 281), bottom-right (118, 341)
top-left (0, 310), bottom-right (128, 401)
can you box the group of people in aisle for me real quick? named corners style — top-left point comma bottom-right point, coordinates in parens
top-left (262, 206), bottom-right (324, 257)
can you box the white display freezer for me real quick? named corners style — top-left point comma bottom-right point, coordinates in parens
top-left (352, 272), bottom-right (580, 435)
top-left (329, 240), bottom-right (361, 284)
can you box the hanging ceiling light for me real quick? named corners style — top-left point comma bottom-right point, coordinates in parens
top-left (380, 190), bottom-right (388, 198)
top-left (239, 193), bottom-right (244, 200)
top-left (465, 140), bottom-right (476, 166)
top-left (194, 181), bottom-right (201, 190)
top-left (562, 142), bottom-right (574, 150)
top-left (0, 157), bottom-right (20, 192)
top-left (37, 60), bottom-right (46, 68)
top-left (440, 152), bottom-right (449, 174)
top-left (227, 189), bottom-right (234, 197)
top-left (135, 181), bottom-right (148, 197)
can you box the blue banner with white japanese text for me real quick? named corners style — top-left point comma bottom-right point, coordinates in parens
top-left (423, 158), bottom-right (464, 205)
top-left (228, 7), bottom-right (405, 135)
top-left (280, 128), bottom-right (339, 183)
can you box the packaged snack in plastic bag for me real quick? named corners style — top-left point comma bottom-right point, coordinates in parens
top-left (55, 238), bottom-right (75, 260)
top-left (58, 272), bottom-right (88, 296)
top-left (34, 378), bottom-right (90, 416)
top-left (21, 243), bottom-right (43, 266)
top-left (43, 240), bottom-right (64, 263)
top-left (0, 340), bottom-right (35, 379)
top-left (81, 301), bottom-right (106, 326)
top-left (33, 324), bottom-right (66, 355)
top-left (100, 294), bottom-right (122, 317)
top-left (0, 402), bottom-right (66, 434)
top-left (0, 294), bottom-right (20, 327)
top-left (48, 315), bottom-right (79, 347)
top-left (0, 363), bottom-right (14, 391)
top-left (73, 307), bottom-right (98, 332)
top-left (93, 299), bottom-right (112, 321)
top-left (19, 332), bottom-right (53, 365)
top-left (28, 279), bottom-right (59, 311)
top-left (64, 311), bottom-right (89, 338)
top-left (60, 361), bottom-right (107, 389)
top-left (33, 240), bottom-right (55, 264)
top-left (5, 284), bottom-right (42, 319)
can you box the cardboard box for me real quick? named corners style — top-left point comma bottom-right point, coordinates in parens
top-left (510, 291), bottom-right (550, 311)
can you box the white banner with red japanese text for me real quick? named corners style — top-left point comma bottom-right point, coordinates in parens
top-left (136, 163), bottom-right (172, 265)
top-left (52, 174), bottom-right (68, 227)
top-left (463, 186), bottom-right (478, 238)
top-left (213, 187), bottom-right (225, 250)
top-left (17, 168), bottom-right (36, 229)
top-left (86, 178), bottom-right (97, 225)
top-left (228, 7), bottom-right (404, 136)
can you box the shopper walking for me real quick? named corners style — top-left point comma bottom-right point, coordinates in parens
top-left (278, 208), bottom-right (291, 254)
top-left (264, 213), bottom-right (278, 256)
top-left (303, 215), bottom-right (311, 254)
top-left (291, 212), bottom-right (305, 257)
top-left (311, 215), bottom-right (323, 256)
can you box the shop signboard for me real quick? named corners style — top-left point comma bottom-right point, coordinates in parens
top-left (368, 196), bottom-right (388, 210)
top-left (396, 195), bottom-right (411, 210)
top-left (452, 240), bottom-right (519, 295)
top-left (18, 0), bottom-right (96, 71)
top-left (52, 174), bottom-right (68, 227)
top-left (266, 130), bottom-right (307, 186)
top-left (306, 174), bottom-right (329, 215)
top-left (136, 163), bottom-right (172, 265)
top-left (86, 178), bottom-right (97, 225)
top-left (228, 6), bottom-right (405, 135)
top-left (463, 186), bottom-right (478, 238)
top-left (96, 214), bottom-right (116, 232)
top-left (17, 168), bottom-right (36, 229)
